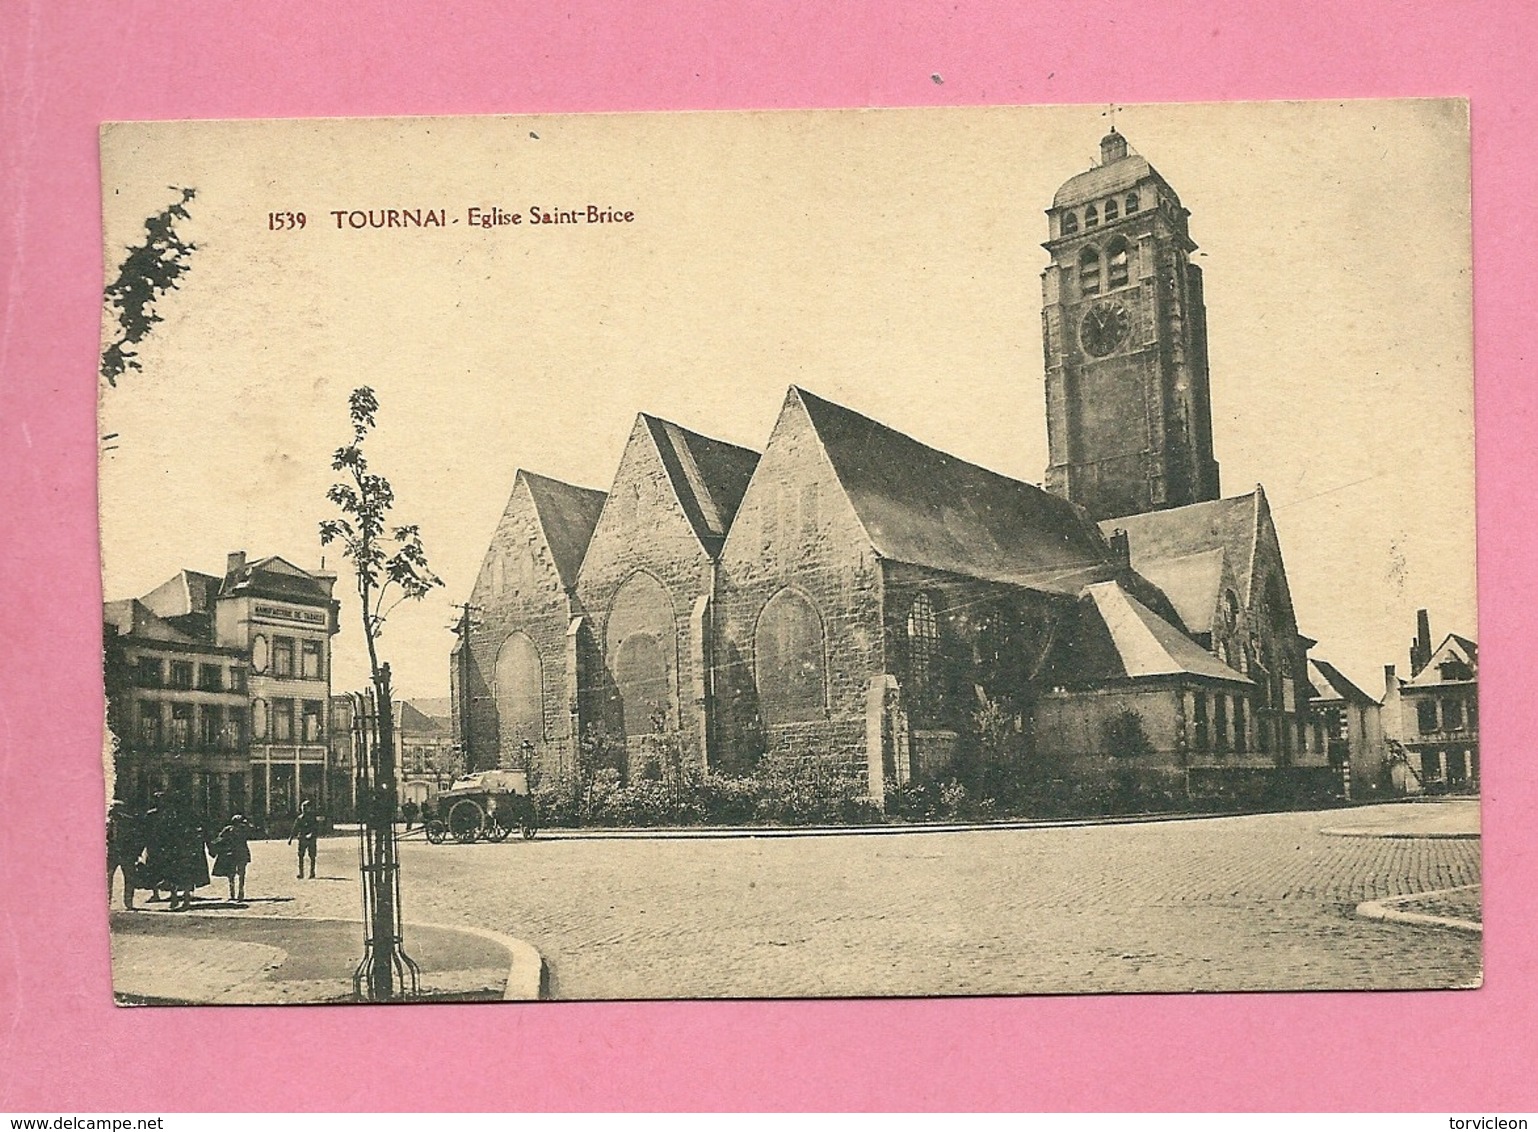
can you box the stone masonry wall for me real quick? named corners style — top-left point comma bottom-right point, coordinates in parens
top-left (714, 393), bottom-right (882, 778)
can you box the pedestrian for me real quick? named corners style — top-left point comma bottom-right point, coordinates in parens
top-left (106, 800), bottom-right (145, 910)
top-left (142, 791), bottom-right (173, 903)
top-left (166, 794), bottom-right (211, 911)
top-left (289, 799), bottom-right (320, 879)
top-left (402, 799), bottom-right (418, 832)
top-left (210, 813), bottom-right (254, 902)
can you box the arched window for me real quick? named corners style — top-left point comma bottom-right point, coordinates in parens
top-left (906, 592), bottom-right (941, 718)
top-left (495, 632), bottom-right (544, 752)
top-left (755, 588), bottom-right (826, 726)
top-left (1084, 203), bottom-right (1099, 228)
top-left (1079, 247), bottom-right (1102, 295)
top-left (613, 633), bottom-right (668, 737)
top-left (1107, 239), bottom-right (1130, 288)
top-left (1124, 192), bottom-right (1140, 214)
top-left (1104, 198), bottom-right (1119, 222)
top-left (1061, 210), bottom-right (1079, 236)
top-left (607, 571), bottom-right (677, 738)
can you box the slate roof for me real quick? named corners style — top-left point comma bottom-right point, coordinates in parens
top-left (395, 700), bottom-right (449, 735)
top-left (1049, 582), bottom-right (1250, 686)
top-left (221, 556), bottom-right (334, 604)
top-left (1052, 146), bottom-right (1181, 209)
top-left (641, 415), bottom-right (760, 556)
top-left (794, 387), bottom-right (1115, 593)
top-left (1309, 658), bottom-right (1378, 707)
top-left (1099, 490), bottom-right (1261, 630)
top-left (520, 471), bottom-right (607, 589)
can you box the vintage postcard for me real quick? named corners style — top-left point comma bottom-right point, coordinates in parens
top-left (99, 101), bottom-right (1477, 1004)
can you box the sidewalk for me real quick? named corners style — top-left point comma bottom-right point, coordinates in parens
top-left (110, 904), bottom-right (544, 1005)
top-left (1320, 797), bottom-right (1480, 839)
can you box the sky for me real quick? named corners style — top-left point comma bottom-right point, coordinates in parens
top-left (97, 100), bottom-right (1475, 700)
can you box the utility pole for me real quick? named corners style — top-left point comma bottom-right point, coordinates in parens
top-left (452, 603), bottom-right (482, 774)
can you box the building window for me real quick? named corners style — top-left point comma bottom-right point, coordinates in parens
top-left (1124, 192), bottom-right (1140, 214)
top-left (906, 592), bottom-right (942, 719)
top-left (302, 700), bottom-right (325, 742)
top-left (1084, 203), bottom-right (1099, 229)
top-left (199, 704), bottom-right (223, 747)
top-left (252, 699), bottom-right (268, 740)
top-left (272, 637), bottom-right (296, 678)
top-left (1079, 247), bottom-right (1102, 295)
top-left (136, 657), bottom-right (163, 687)
top-left (1233, 698), bottom-right (1247, 754)
top-left (138, 701), bottom-right (162, 746)
top-left (168, 661), bottom-right (194, 690)
top-left (1468, 697), bottom-right (1479, 730)
top-left (170, 702), bottom-right (194, 747)
top-left (251, 634), bottom-right (269, 674)
top-left (229, 666), bottom-right (247, 693)
top-left (301, 640), bottom-right (324, 681)
top-left (1104, 198), bottom-right (1119, 222)
top-left (1441, 698), bottom-right (1464, 731)
top-left (273, 698), bottom-right (295, 742)
top-left (1062, 211), bottom-right (1079, 235)
top-left (1417, 698), bottom-right (1439, 734)
top-left (197, 663), bottom-right (223, 692)
top-left (1193, 692), bottom-right (1209, 752)
top-left (755, 588), bottom-right (827, 726)
top-left (1106, 239), bottom-right (1130, 288)
top-left (229, 707), bottom-right (247, 747)
top-left (1214, 695), bottom-right (1229, 754)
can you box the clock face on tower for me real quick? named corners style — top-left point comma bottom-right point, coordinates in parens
top-left (1079, 300), bottom-right (1131, 357)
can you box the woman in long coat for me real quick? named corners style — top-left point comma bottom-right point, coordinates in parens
top-left (210, 814), bottom-right (253, 902)
top-left (166, 796), bottom-right (210, 910)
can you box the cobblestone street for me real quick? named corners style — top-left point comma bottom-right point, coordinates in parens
top-left (180, 801), bottom-right (1481, 1000)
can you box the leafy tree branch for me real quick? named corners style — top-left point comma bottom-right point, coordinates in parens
top-left (100, 186), bottom-right (198, 386)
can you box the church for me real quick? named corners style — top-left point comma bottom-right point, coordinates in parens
top-left (451, 129), bottom-right (1334, 811)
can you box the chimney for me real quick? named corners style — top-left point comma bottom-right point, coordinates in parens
top-left (1100, 130), bottom-right (1129, 165)
top-left (1107, 528), bottom-right (1131, 568)
top-left (1411, 609), bottom-right (1432, 675)
top-left (227, 550), bottom-right (247, 576)
top-left (1383, 664), bottom-right (1397, 695)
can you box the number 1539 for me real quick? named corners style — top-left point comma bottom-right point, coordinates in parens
top-left (268, 211), bottom-right (306, 230)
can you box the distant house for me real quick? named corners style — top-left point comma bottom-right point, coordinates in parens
top-left (105, 551), bottom-right (340, 822)
top-left (1383, 610), bottom-right (1478, 793)
top-left (1306, 658), bottom-right (1386, 800)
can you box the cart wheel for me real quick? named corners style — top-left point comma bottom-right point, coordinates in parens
top-left (520, 814), bottom-right (539, 840)
top-left (486, 816), bottom-right (511, 842)
top-left (425, 820), bottom-right (447, 845)
top-left (448, 799), bottom-right (483, 843)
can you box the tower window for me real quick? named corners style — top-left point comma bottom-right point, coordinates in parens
top-left (1078, 247), bottom-right (1102, 295)
top-left (1125, 192), bottom-right (1140, 214)
top-left (1107, 239), bottom-right (1130, 288)
top-left (1104, 198), bottom-right (1119, 222)
top-left (1084, 204), bottom-right (1099, 228)
top-left (1061, 211), bottom-right (1079, 236)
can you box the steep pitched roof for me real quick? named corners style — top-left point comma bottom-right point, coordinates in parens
top-left (641, 415), bottom-right (760, 556)
top-left (793, 387), bottom-right (1114, 592)
top-left (1050, 582), bottom-right (1250, 686)
top-left (395, 700), bottom-right (449, 735)
top-left (519, 470), bottom-right (607, 589)
top-left (1309, 658), bottom-right (1379, 707)
top-left (1407, 633), bottom-right (1478, 687)
top-left (1100, 490), bottom-right (1261, 628)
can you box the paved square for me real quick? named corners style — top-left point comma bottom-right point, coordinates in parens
top-left (172, 801), bottom-right (1480, 1000)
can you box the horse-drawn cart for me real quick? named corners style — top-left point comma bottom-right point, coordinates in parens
top-left (424, 770), bottom-right (539, 844)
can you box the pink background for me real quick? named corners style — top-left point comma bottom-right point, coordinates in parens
top-left (1, 1), bottom-right (1533, 1112)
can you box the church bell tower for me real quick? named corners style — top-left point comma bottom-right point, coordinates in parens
top-left (1041, 129), bottom-right (1220, 521)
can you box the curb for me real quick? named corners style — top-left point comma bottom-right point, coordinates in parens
top-left (122, 909), bottom-right (546, 1001)
top-left (1356, 885), bottom-right (1482, 934)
